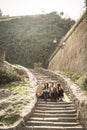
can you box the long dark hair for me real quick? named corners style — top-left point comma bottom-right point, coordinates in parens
top-left (44, 82), bottom-right (49, 89)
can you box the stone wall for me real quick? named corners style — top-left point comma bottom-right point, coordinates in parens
top-left (48, 13), bottom-right (87, 74)
top-left (35, 68), bottom-right (87, 129)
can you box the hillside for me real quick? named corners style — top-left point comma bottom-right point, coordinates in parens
top-left (0, 12), bottom-right (74, 68)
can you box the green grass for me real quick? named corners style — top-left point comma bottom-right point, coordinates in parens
top-left (58, 70), bottom-right (87, 92)
top-left (0, 114), bottom-right (20, 126)
top-left (58, 70), bottom-right (82, 81)
top-left (0, 78), bottom-right (29, 95)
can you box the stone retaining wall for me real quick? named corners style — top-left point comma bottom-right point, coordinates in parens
top-left (35, 68), bottom-right (87, 130)
top-left (48, 13), bottom-right (87, 74)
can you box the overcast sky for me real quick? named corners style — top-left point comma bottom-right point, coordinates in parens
top-left (0, 0), bottom-right (85, 20)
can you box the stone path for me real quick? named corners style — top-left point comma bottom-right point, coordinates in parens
top-left (22, 70), bottom-right (84, 130)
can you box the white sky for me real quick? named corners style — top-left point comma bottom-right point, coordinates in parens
top-left (0, 0), bottom-right (85, 20)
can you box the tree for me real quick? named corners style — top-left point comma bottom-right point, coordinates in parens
top-left (60, 12), bottom-right (64, 16)
top-left (0, 9), bottom-right (2, 16)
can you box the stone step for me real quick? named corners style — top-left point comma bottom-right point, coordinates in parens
top-left (38, 100), bottom-right (72, 104)
top-left (26, 120), bottom-right (80, 126)
top-left (32, 112), bottom-right (77, 117)
top-left (23, 125), bottom-right (84, 130)
top-left (29, 117), bottom-right (78, 122)
top-left (37, 103), bottom-right (74, 107)
top-left (36, 106), bottom-right (75, 110)
top-left (35, 109), bottom-right (76, 114)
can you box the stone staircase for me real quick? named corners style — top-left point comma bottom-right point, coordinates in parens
top-left (22, 70), bottom-right (84, 130)
top-left (23, 99), bottom-right (83, 130)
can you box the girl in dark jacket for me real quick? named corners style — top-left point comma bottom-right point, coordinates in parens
top-left (56, 84), bottom-right (64, 101)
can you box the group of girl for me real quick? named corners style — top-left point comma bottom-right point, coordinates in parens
top-left (37, 82), bottom-right (64, 101)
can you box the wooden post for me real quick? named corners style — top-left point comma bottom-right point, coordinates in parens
top-left (0, 48), bottom-right (6, 62)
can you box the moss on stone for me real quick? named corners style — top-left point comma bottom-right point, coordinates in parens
top-left (76, 74), bottom-right (87, 90)
top-left (58, 71), bottom-right (82, 81)
top-left (0, 113), bottom-right (20, 125)
top-left (0, 78), bottom-right (29, 96)
top-left (58, 71), bottom-right (87, 91)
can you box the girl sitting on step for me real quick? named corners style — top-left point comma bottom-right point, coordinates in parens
top-left (49, 82), bottom-right (57, 101)
top-left (56, 83), bottom-right (64, 101)
top-left (43, 82), bottom-right (50, 101)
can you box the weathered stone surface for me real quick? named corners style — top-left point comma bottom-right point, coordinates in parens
top-left (0, 89), bottom-right (12, 100)
top-left (0, 110), bottom-right (6, 117)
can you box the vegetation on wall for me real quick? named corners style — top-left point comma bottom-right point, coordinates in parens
top-left (0, 12), bottom-right (74, 68)
top-left (58, 71), bottom-right (87, 91)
